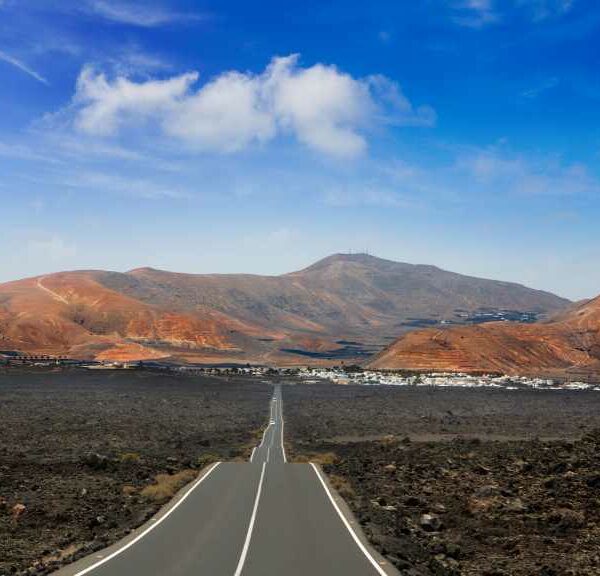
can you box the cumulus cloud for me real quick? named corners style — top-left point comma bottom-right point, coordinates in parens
top-left (73, 67), bottom-right (197, 135)
top-left (70, 54), bottom-right (434, 158)
top-left (165, 70), bottom-right (276, 152)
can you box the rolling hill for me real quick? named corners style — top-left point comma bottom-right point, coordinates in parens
top-left (369, 295), bottom-right (600, 380)
top-left (0, 254), bottom-right (570, 364)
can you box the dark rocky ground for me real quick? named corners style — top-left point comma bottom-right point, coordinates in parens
top-left (284, 384), bottom-right (600, 576)
top-left (0, 369), bottom-right (271, 575)
top-left (284, 384), bottom-right (600, 441)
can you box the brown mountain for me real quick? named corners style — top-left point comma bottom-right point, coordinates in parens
top-left (369, 295), bottom-right (600, 380)
top-left (0, 254), bottom-right (570, 364)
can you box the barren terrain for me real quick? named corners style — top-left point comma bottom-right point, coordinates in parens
top-left (285, 384), bottom-right (600, 575)
top-left (0, 369), bottom-right (271, 575)
top-left (371, 295), bottom-right (600, 380)
top-left (0, 254), bottom-right (568, 364)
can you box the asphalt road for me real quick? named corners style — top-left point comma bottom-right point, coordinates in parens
top-left (56, 385), bottom-right (396, 576)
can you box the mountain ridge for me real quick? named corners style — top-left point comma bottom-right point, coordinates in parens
top-left (0, 254), bottom-right (571, 365)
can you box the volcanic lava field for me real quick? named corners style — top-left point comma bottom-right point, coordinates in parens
top-left (285, 384), bottom-right (600, 576)
top-left (0, 370), bottom-right (271, 575)
top-left (2, 372), bottom-right (600, 576)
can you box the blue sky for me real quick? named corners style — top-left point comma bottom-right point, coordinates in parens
top-left (0, 0), bottom-right (599, 299)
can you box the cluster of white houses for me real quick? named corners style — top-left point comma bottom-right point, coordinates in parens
top-left (299, 369), bottom-right (600, 391)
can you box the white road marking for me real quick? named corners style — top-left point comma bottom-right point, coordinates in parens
top-left (280, 395), bottom-right (287, 463)
top-left (250, 447), bottom-right (256, 463)
top-left (72, 462), bottom-right (222, 575)
top-left (233, 462), bottom-right (267, 576)
top-left (311, 463), bottom-right (388, 576)
top-left (258, 423), bottom-right (272, 448)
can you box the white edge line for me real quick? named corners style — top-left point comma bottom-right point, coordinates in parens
top-left (280, 392), bottom-right (287, 463)
top-left (311, 463), bottom-right (388, 576)
top-left (250, 447), bottom-right (257, 463)
top-left (233, 462), bottom-right (267, 576)
top-left (73, 462), bottom-right (222, 576)
top-left (259, 422), bottom-right (272, 448)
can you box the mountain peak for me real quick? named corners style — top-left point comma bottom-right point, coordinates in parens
top-left (291, 253), bottom-right (397, 275)
top-left (127, 267), bottom-right (163, 275)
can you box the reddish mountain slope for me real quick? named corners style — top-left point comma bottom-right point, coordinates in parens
top-left (369, 297), bottom-right (600, 379)
top-left (0, 254), bottom-right (571, 364)
top-left (0, 272), bottom-right (259, 361)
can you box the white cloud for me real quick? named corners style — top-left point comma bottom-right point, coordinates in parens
top-left (74, 67), bottom-right (198, 135)
top-left (0, 50), bottom-right (48, 85)
top-left (69, 55), bottom-right (434, 158)
top-left (165, 70), bottom-right (276, 152)
top-left (86, 1), bottom-right (202, 27)
top-left (266, 56), bottom-right (373, 157)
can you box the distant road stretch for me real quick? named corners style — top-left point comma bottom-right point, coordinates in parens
top-left (55, 385), bottom-right (397, 576)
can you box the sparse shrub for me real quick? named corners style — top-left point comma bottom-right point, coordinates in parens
top-left (329, 475), bottom-right (355, 500)
top-left (196, 453), bottom-right (219, 468)
top-left (119, 452), bottom-right (141, 464)
top-left (293, 452), bottom-right (338, 465)
top-left (140, 470), bottom-right (197, 503)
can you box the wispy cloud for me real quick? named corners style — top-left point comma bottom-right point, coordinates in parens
top-left (323, 186), bottom-right (420, 208)
top-left (517, 0), bottom-right (576, 21)
top-left (86, 1), bottom-right (203, 27)
top-left (521, 76), bottom-right (559, 98)
top-left (451, 0), bottom-right (576, 28)
top-left (0, 50), bottom-right (48, 85)
top-left (0, 141), bottom-right (58, 163)
top-left (62, 170), bottom-right (192, 200)
top-left (109, 46), bottom-right (172, 76)
top-left (452, 0), bottom-right (500, 28)
top-left (455, 146), bottom-right (600, 197)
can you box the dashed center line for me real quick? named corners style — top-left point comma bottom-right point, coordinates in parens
top-left (233, 462), bottom-right (267, 576)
